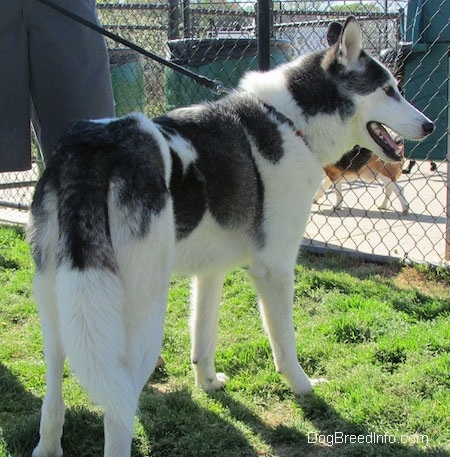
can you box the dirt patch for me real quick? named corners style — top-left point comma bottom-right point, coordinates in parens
top-left (394, 267), bottom-right (450, 299)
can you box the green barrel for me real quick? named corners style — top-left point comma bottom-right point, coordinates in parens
top-left (109, 49), bottom-right (146, 116)
top-left (403, 43), bottom-right (448, 161)
top-left (405, 0), bottom-right (449, 45)
top-left (403, 0), bottom-right (449, 160)
top-left (165, 38), bottom-right (293, 110)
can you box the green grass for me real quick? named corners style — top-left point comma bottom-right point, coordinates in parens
top-left (0, 224), bottom-right (449, 456)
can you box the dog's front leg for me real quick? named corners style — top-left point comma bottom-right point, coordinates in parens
top-left (190, 271), bottom-right (229, 391)
top-left (313, 175), bottom-right (333, 204)
top-left (333, 180), bottom-right (344, 210)
top-left (249, 263), bottom-right (326, 395)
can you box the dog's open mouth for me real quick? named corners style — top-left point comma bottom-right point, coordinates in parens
top-left (367, 122), bottom-right (403, 162)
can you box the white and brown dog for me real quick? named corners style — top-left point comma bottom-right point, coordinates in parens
top-left (314, 145), bottom-right (408, 215)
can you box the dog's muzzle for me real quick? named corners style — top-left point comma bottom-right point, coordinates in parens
top-left (367, 122), bottom-right (403, 162)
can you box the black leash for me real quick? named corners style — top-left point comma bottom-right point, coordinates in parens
top-left (36, 0), bottom-right (231, 95)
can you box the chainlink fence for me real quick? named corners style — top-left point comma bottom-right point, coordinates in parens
top-left (1, 0), bottom-right (449, 265)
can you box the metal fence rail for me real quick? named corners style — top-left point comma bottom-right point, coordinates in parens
top-left (1, 0), bottom-right (448, 265)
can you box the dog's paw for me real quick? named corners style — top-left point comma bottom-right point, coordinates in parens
top-left (292, 377), bottom-right (328, 396)
top-left (197, 372), bottom-right (229, 391)
top-left (310, 377), bottom-right (329, 387)
top-left (32, 444), bottom-right (63, 457)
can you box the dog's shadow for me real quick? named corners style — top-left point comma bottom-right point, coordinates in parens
top-left (137, 383), bottom-right (450, 457)
top-left (2, 361), bottom-right (449, 456)
top-left (136, 384), bottom-right (259, 456)
top-left (0, 362), bottom-right (120, 456)
top-left (312, 205), bottom-right (446, 224)
top-left (0, 362), bottom-right (43, 454)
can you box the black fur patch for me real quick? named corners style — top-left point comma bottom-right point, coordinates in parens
top-left (287, 52), bottom-right (355, 119)
top-left (155, 96), bottom-right (267, 245)
top-left (29, 178), bottom-right (55, 271)
top-left (335, 146), bottom-right (372, 171)
top-left (169, 150), bottom-right (207, 240)
top-left (287, 50), bottom-right (391, 120)
top-left (339, 52), bottom-right (390, 95)
top-left (233, 96), bottom-right (286, 164)
top-left (33, 117), bottom-right (168, 271)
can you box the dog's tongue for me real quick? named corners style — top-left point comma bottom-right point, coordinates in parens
top-left (376, 123), bottom-right (403, 153)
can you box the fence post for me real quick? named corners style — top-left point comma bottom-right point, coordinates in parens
top-left (183, 0), bottom-right (191, 38)
top-left (445, 51), bottom-right (450, 260)
top-left (257, 0), bottom-right (271, 71)
top-left (168, 0), bottom-right (180, 40)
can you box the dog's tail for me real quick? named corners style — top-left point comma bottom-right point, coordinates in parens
top-left (29, 118), bottom-right (164, 433)
top-left (55, 265), bottom-right (136, 430)
top-left (31, 188), bottom-right (136, 434)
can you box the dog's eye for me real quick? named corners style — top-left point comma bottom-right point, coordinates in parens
top-left (384, 85), bottom-right (396, 97)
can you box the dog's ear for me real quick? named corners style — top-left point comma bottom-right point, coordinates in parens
top-left (326, 22), bottom-right (342, 46)
top-left (337, 16), bottom-right (362, 65)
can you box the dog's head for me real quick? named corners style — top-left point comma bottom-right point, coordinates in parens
top-left (239, 16), bottom-right (434, 165)
top-left (322, 17), bottom-right (434, 162)
top-left (259, 16), bottom-right (434, 165)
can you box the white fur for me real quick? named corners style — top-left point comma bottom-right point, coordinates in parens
top-left (133, 112), bottom-right (173, 183)
top-left (31, 17), bottom-right (433, 457)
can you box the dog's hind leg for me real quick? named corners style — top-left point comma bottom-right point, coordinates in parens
top-left (190, 271), bottom-right (229, 391)
top-left (378, 175), bottom-right (409, 215)
top-left (113, 215), bottom-right (175, 393)
top-left (32, 270), bottom-right (65, 457)
top-left (378, 185), bottom-right (391, 211)
top-left (249, 260), bottom-right (326, 395)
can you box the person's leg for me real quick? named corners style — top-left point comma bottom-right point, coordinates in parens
top-left (0, 2), bottom-right (32, 171)
top-left (28, 0), bottom-right (115, 163)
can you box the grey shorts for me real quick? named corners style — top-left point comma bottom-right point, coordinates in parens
top-left (0, 0), bottom-right (115, 171)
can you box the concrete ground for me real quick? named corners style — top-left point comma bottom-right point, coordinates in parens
top-left (304, 160), bottom-right (449, 265)
top-left (1, 160), bottom-right (448, 265)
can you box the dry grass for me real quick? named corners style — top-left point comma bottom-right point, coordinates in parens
top-left (394, 266), bottom-right (450, 299)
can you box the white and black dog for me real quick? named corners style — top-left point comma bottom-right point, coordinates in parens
top-left (29, 17), bottom-right (433, 457)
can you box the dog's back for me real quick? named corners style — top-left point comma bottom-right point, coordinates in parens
top-left (322, 147), bottom-right (372, 182)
